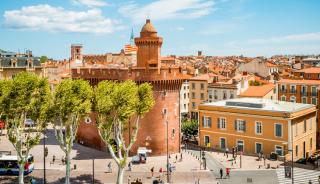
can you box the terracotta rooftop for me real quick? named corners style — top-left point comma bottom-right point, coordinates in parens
top-left (189, 73), bottom-right (218, 81)
top-left (266, 61), bottom-right (277, 67)
top-left (296, 67), bottom-right (320, 74)
top-left (278, 79), bottom-right (320, 85)
top-left (239, 83), bottom-right (275, 97)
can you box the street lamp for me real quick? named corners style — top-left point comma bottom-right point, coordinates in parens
top-left (43, 128), bottom-right (47, 184)
top-left (163, 103), bottom-right (170, 183)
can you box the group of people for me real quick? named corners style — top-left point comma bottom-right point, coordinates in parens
top-left (219, 168), bottom-right (230, 179)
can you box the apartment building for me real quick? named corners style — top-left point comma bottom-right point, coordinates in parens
top-left (189, 73), bottom-right (218, 119)
top-left (292, 67), bottom-right (320, 80)
top-left (180, 81), bottom-right (189, 117)
top-left (199, 98), bottom-right (316, 160)
top-left (208, 73), bottom-right (254, 102)
top-left (277, 79), bottom-right (320, 147)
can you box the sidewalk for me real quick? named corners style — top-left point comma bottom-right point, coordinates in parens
top-left (206, 150), bottom-right (283, 170)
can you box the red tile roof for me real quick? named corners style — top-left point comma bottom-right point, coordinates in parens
top-left (278, 79), bottom-right (320, 85)
top-left (239, 83), bottom-right (275, 97)
top-left (297, 67), bottom-right (320, 74)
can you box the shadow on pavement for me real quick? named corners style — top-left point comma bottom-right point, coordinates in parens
top-left (51, 174), bottom-right (104, 184)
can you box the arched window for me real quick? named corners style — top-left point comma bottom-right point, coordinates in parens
top-left (290, 96), bottom-right (296, 103)
top-left (281, 95), bottom-right (286, 101)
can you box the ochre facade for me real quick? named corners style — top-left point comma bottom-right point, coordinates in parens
top-left (199, 103), bottom-right (317, 161)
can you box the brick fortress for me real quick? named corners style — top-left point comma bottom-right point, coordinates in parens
top-left (72, 19), bottom-right (191, 155)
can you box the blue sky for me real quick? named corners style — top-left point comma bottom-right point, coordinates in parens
top-left (0, 0), bottom-right (320, 59)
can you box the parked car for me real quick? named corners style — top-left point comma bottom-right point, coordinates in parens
top-left (131, 147), bottom-right (151, 164)
top-left (295, 158), bottom-right (307, 165)
top-left (24, 119), bottom-right (34, 127)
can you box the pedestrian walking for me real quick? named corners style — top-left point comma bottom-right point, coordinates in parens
top-left (61, 156), bottom-right (65, 165)
top-left (108, 162), bottom-right (112, 173)
top-left (226, 168), bottom-right (230, 178)
top-left (159, 167), bottom-right (163, 178)
top-left (151, 166), bottom-right (154, 177)
top-left (175, 154), bottom-right (178, 162)
top-left (309, 180), bottom-right (312, 184)
top-left (128, 161), bottom-right (132, 171)
top-left (180, 152), bottom-right (183, 161)
top-left (52, 155), bottom-right (56, 164)
top-left (128, 175), bottom-right (131, 184)
top-left (219, 168), bottom-right (223, 179)
top-left (226, 148), bottom-right (229, 158)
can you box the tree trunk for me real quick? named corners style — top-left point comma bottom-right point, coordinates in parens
top-left (116, 166), bottom-right (125, 184)
top-left (65, 151), bottom-right (71, 184)
top-left (18, 163), bottom-right (24, 184)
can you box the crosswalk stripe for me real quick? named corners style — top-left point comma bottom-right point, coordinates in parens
top-left (276, 167), bottom-right (320, 184)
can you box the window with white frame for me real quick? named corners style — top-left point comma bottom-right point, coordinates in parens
top-left (237, 140), bottom-right (244, 152)
top-left (302, 97), bottom-right (307, 104)
top-left (311, 98), bottom-right (317, 105)
top-left (281, 95), bottom-right (286, 101)
top-left (290, 96), bottom-right (296, 103)
top-left (255, 121), bottom-right (262, 135)
top-left (303, 120), bottom-right (307, 133)
top-left (309, 118), bottom-right (312, 130)
top-left (275, 145), bottom-right (283, 156)
top-left (280, 84), bottom-right (286, 92)
top-left (255, 142), bottom-right (263, 154)
top-left (217, 118), bottom-right (226, 129)
top-left (202, 116), bottom-right (212, 128)
top-left (290, 85), bottom-right (296, 93)
top-left (220, 138), bottom-right (226, 149)
top-left (235, 119), bottom-right (246, 132)
top-left (275, 123), bottom-right (282, 137)
top-left (311, 86), bottom-right (317, 96)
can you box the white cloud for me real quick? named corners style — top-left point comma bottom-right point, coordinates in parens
top-left (3, 4), bottom-right (121, 34)
top-left (248, 32), bottom-right (320, 44)
top-left (71, 0), bottom-right (109, 7)
top-left (118, 0), bottom-right (215, 23)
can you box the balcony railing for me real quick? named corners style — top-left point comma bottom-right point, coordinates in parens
top-left (311, 92), bottom-right (318, 96)
top-left (290, 90), bottom-right (296, 94)
top-left (301, 91), bottom-right (308, 96)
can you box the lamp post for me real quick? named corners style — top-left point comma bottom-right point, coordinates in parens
top-left (43, 129), bottom-right (46, 184)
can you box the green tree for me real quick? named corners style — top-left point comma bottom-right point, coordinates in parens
top-left (40, 56), bottom-right (48, 63)
top-left (52, 79), bottom-right (93, 184)
top-left (181, 119), bottom-right (198, 141)
top-left (95, 80), bottom-right (154, 184)
top-left (0, 72), bottom-right (51, 184)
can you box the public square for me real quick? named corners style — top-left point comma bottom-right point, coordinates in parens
top-left (0, 128), bottom-right (215, 184)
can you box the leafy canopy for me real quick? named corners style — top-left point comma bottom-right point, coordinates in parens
top-left (0, 72), bottom-right (51, 124)
top-left (95, 80), bottom-right (154, 123)
top-left (53, 79), bottom-right (93, 123)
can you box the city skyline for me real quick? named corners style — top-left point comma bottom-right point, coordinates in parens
top-left (0, 0), bottom-right (320, 59)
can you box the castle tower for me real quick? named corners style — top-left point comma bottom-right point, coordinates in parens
top-left (74, 19), bottom-right (191, 156)
top-left (135, 19), bottom-right (163, 70)
top-left (71, 44), bottom-right (83, 62)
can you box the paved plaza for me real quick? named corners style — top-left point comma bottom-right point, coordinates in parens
top-left (0, 128), bottom-right (215, 183)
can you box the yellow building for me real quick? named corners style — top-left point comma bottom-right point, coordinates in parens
top-left (189, 73), bottom-right (218, 119)
top-left (199, 98), bottom-right (316, 160)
